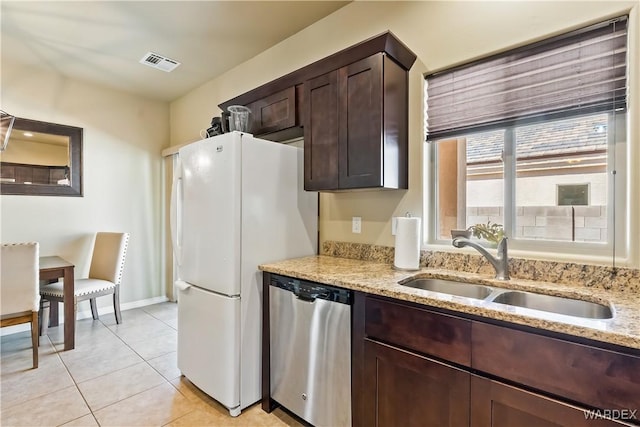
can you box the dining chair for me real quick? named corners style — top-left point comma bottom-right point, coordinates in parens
top-left (40, 232), bottom-right (129, 331)
top-left (1, 242), bottom-right (40, 368)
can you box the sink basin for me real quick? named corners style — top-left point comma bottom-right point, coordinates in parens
top-left (491, 291), bottom-right (613, 319)
top-left (401, 278), bottom-right (493, 300)
top-left (401, 277), bottom-right (614, 320)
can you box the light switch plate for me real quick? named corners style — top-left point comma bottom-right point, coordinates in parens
top-left (352, 216), bottom-right (362, 234)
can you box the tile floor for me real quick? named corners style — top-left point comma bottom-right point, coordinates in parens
top-left (0, 302), bottom-right (303, 427)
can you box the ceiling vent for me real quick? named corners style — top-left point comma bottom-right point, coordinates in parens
top-left (139, 52), bottom-right (181, 72)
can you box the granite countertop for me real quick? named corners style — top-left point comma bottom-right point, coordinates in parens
top-left (260, 255), bottom-right (640, 351)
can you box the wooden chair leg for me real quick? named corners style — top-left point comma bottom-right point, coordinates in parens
top-left (31, 311), bottom-right (39, 369)
top-left (90, 298), bottom-right (99, 320)
top-left (113, 288), bottom-right (122, 324)
top-left (49, 301), bottom-right (59, 327)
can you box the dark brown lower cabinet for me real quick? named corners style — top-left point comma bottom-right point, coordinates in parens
top-left (363, 339), bottom-right (470, 427)
top-left (470, 376), bottom-right (632, 427)
top-left (361, 341), bottom-right (635, 427)
top-left (356, 295), bottom-right (639, 427)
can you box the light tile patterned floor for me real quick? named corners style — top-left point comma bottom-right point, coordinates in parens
top-left (0, 302), bottom-right (302, 427)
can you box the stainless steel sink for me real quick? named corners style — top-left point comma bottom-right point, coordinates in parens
top-left (400, 277), bottom-right (614, 320)
top-left (491, 290), bottom-right (613, 319)
top-left (401, 278), bottom-right (494, 300)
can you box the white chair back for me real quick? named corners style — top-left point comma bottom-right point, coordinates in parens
top-left (88, 232), bottom-right (129, 285)
top-left (1, 242), bottom-right (39, 314)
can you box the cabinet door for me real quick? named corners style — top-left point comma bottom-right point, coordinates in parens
top-left (50, 167), bottom-right (67, 184)
top-left (338, 54), bottom-right (383, 189)
top-left (363, 339), bottom-right (470, 427)
top-left (246, 86), bottom-right (296, 136)
top-left (0, 164), bottom-right (15, 181)
top-left (32, 167), bottom-right (50, 184)
top-left (14, 165), bottom-right (33, 184)
top-left (304, 70), bottom-right (339, 190)
top-left (471, 376), bottom-right (632, 427)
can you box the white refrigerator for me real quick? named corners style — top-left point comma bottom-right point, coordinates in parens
top-left (170, 131), bottom-right (317, 416)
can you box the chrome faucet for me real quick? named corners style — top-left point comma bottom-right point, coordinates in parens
top-left (452, 236), bottom-right (510, 280)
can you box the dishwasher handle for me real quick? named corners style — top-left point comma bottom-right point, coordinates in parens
top-left (270, 274), bottom-right (352, 305)
top-left (295, 289), bottom-right (330, 303)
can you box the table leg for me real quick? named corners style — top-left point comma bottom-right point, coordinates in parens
top-left (43, 278), bottom-right (60, 327)
top-left (49, 301), bottom-right (59, 327)
top-left (63, 266), bottom-right (75, 350)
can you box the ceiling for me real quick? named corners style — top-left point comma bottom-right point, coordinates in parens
top-left (1, 1), bottom-right (350, 102)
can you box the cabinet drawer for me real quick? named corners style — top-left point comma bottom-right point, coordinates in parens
top-left (472, 322), bottom-right (640, 413)
top-left (365, 296), bottom-right (471, 366)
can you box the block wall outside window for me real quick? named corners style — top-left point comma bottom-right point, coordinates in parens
top-left (466, 205), bottom-right (606, 243)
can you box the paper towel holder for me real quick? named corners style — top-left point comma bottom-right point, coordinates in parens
top-left (393, 213), bottom-right (421, 271)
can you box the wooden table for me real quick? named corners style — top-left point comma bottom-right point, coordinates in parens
top-left (39, 256), bottom-right (75, 350)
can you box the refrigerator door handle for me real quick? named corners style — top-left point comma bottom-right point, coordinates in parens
top-left (176, 280), bottom-right (191, 292)
top-left (170, 157), bottom-right (183, 267)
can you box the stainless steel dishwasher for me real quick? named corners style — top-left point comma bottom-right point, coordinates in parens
top-left (269, 274), bottom-right (352, 427)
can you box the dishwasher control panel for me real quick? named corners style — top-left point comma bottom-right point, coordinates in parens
top-left (270, 274), bottom-right (352, 304)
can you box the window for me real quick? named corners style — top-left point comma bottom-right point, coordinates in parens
top-left (557, 184), bottom-right (589, 207)
top-left (425, 16), bottom-right (629, 259)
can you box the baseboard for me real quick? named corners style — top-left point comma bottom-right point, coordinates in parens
top-left (0, 296), bottom-right (171, 337)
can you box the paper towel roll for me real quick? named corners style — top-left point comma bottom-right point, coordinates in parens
top-left (394, 217), bottom-right (421, 270)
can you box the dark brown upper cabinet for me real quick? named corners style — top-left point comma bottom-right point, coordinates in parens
top-left (305, 53), bottom-right (409, 191)
top-left (244, 86), bottom-right (303, 142)
top-left (219, 31), bottom-right (416, 191)
top-left (304, 71), bottom-right (339, 190)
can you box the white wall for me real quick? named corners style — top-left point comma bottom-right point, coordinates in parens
top-left (169, 1), bottom-right (639, 265)
top-left (1, 62), bottom-right (170, 313)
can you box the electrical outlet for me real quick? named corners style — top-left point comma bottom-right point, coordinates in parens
top-left (352, 216), bottom-right (362, 234)
top-left (392, 217), bottom-right (398, 236)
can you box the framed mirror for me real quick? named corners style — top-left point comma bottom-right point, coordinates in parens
top-left (0, 117), bottom-right (83, 196)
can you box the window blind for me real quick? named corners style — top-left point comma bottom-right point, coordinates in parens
top-left (425, 16), bottom-right (628, 140)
